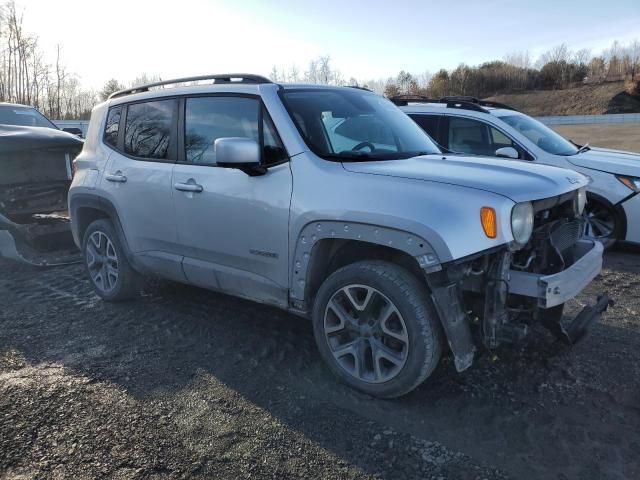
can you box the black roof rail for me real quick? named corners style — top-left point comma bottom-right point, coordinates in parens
top-left (477, 99), bottom-right (518, 111)
top-left (440, 95), bottom-right (481, 103)
top-left (390, 94), bottom-right (489, 112)
top-left (389, 95), bottom-right (439, 106)
top-left (442, 96), bottom-right (518, 111)
top-left (389, 93), bottom-right (517, 113)
top-left (108, 74), bottom-right (273, 99)
top-left (443, 99), bottom-right (489, 113)
top-left (347, 85), bottom-right (373, 92)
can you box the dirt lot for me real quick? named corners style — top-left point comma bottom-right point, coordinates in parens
top-left (1, 248), bottom-right (639, 480)
top-left (551, 123), bottom-right (640, 152)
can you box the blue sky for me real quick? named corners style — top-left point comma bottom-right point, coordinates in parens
top-left (22, 0), bottom-right (640, 88)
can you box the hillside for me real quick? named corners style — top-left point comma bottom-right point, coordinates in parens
top-left (484, 81), bottom-right (640, 116)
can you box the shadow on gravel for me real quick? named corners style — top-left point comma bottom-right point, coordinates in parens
top-left (1, 259), bottom-right (639, 479)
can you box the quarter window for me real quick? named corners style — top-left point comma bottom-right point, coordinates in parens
top-left (490, 127), bottom-right (512, 146)
top-left (124, 100), bottom-right (175, 160)
top-left (104, 106), bottom-right (121, 148)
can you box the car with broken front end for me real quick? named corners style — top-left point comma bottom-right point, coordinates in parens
top-left (69, 75), bottom-right (609, 398)
top-left (0, 103), bottom-right (83, 265)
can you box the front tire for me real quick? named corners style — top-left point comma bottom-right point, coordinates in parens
top-left (312, 261), bottom-right (443, 398)
top-left (82, 219), bottom-right (142, 301)
top-left (583, 196), bottom-right (623, 249)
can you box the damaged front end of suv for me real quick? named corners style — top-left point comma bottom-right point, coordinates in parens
top-left (0, 123), bottom-right (83, 265)
top-left (426, 187), bottom-right (610, 372)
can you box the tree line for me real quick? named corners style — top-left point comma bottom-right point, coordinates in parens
top-left (0, 1), bottom-right (96, 119)
top-left (270, 40), bottom-right (639, 100)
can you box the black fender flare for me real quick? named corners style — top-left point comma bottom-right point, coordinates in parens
top-left (290, 220), bottom-right (441, 305)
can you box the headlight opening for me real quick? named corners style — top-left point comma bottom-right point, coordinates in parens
top-left (511, 202), bottom-right (534, 246)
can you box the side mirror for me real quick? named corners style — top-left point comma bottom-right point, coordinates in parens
top-left (495, 146), bottom-right (519, 159)
top-left (62, 127), bottom-right (83, 137)
top-left (215, 137), bottom-right (265, 175)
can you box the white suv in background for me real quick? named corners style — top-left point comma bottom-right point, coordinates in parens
top-left (395, 96), bottom-right (640, 248)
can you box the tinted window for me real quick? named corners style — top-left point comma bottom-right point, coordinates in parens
top-left (104, 107), bottom-right (121, 148)
top-left (185, 97), bottom-right (259, 164)
top-left (491, 126), bottom-right (512, 145)
top-left (447, 117), bottom-right (493, 156)
top-left (0, 105), bottom-right (57, 128)
top-left (410, 114), bottom-right (439, 141)
top-left (262, 108), bottom-right (288, 165)
top-left (124, 100), bottom-right (175, 160)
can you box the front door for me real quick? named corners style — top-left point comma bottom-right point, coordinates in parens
top-left (172, 95), bottom-right (292, 306)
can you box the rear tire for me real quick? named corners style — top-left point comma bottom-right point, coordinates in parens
top-left (312, 260), bottom-right (443, 398)
top-left (82, 219), bottom-right (142, 301)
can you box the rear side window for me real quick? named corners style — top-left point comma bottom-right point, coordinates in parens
top-left (124, 100), bottom-right (175, 160)
top-left (103, 106), bottom-right (121, 148)
top-left (410, 114), bottom-right (439, 141)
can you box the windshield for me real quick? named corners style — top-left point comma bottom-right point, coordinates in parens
top-left (280, 88), bottom-right (440, 160)
top-left (0, 105), bottom-right (58, 129)
top-left (500, 114), bottom-right (578, 156)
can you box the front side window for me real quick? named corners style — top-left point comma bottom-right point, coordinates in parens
top-left (499, 114), bottom-right (578, 156)
top-left (281, 88), bottom-right (440, 161)
top-left (184, 97), bottom-right (287, 166)
top-left (124, 100), bottom-right (175, 160)
top-left (185, 97), bottom-right (259, 164)
top-left (447, 117), bottom-right (493, 155)
top-left (104, 106), bottom-right (121, 148)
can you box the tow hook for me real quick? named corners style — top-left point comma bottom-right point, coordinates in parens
top-left (561, 293), bottom-right (613, 346)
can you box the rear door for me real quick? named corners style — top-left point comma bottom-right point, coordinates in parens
top-left (101, 99), bottom-right (185, 281)
top-left (171, 95), bottom-right (292, 306)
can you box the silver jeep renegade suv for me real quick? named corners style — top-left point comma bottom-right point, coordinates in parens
top-left (69, 74), bottom-right (609, 398)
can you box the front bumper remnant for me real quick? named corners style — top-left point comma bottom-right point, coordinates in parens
top-left (507, 239), bottom-right (603, 308)
top-left (558, 293), bottom-right (612, 345)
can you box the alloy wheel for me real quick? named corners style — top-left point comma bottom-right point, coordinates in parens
top-left (583, 201), bottom-right (616, 241)
top-left (86, 231), bottom-right (119, 293)
top-left (323, 284), bottom-right (409, 383)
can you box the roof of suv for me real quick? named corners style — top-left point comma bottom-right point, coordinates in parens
top-left (106, 73), bottom-right (375, 107)
top-left (392, 95), bottom-right (519, 118)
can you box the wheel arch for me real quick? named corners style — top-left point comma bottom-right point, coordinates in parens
top-left (69, 193), bottom-right (135, 263)
top-left (290, 221), bottom-right (441, 309)
top-left (587, 191), bottom-right (628, 241)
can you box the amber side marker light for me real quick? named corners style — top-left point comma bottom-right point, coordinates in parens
top-left (480, 207), bottom-right (497, 238)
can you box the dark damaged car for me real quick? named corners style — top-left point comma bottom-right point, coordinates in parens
top-left (0, 103), bottom-right (83, 264)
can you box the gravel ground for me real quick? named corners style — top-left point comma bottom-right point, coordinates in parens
top-left (1, 249), bottom-right (639, 479)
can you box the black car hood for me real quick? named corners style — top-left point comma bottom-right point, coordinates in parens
top-left (0, 124), bottom-right (83, 153)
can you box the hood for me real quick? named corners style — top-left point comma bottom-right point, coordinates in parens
top-left (342, 155), bottom-right (588, 203)
top-left (568, 147), bottom-right (640, 177)
top-left (0, 124), bottom-right (83, 153)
